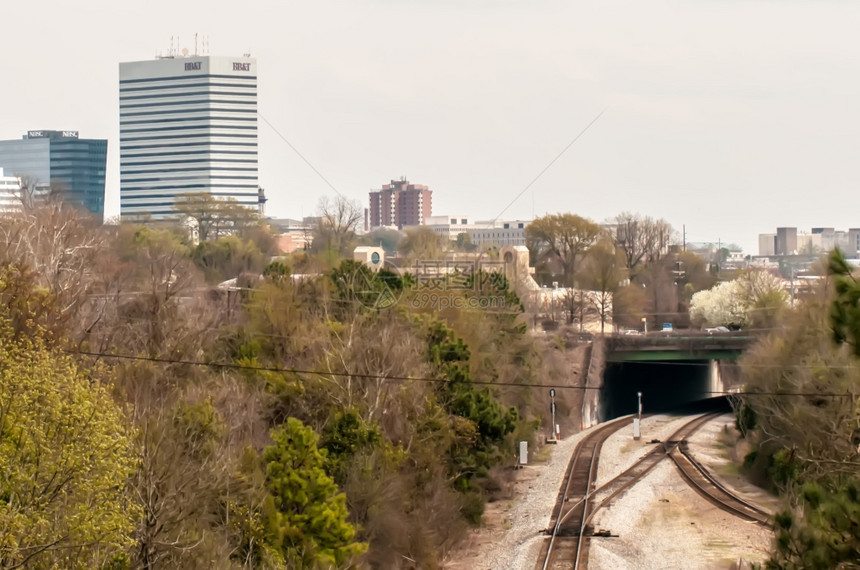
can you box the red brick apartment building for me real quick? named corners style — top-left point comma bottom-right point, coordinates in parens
top-left (368, 178), bottom-right (432, 229)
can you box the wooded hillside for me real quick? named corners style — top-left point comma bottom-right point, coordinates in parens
top-left (0, 203), bottom-right (568, 569)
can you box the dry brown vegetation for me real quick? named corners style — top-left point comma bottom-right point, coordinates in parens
top-left (0, 201), bottom-right (590, 569)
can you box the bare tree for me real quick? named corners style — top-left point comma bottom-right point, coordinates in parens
top-left (741, 287), bottom-right (860, 481)
top-left (610, 212), bottom-right (674, 282)
top-left (311, 195), bottom-right (362, 258)
top-left (0, 201), bottom-right (106, 324)
top-left (13, 175), bottom-right (51, 209)
top-left (560, 289), bottom-right (583, 327)
top-left (580, 238), bottom-right (627, 333)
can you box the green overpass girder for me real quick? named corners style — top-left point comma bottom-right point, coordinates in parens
top-left (607, 350), bottom-right (742, 362)
top-left (605, 334), bottom-right (752, 363)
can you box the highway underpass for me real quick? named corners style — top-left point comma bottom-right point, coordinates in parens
top-left (589, 333), bottom-right (750, 422)
top-left (602, 359), bottom-right (714, 419)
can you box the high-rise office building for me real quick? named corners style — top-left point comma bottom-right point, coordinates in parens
top-left (119, 55), bottom-right (258, 220)
top-left (0, 130), bottom-right (107, 220)
top-left (368, 178), bottom-right (432, 229)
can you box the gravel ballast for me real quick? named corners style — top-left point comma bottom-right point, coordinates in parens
top-left (443, 413), bottom-right (776, 570)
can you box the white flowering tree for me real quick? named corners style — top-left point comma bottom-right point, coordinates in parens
top-left (690, 270), bottom-right (788, 329)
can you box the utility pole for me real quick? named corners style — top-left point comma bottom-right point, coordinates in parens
top-left (790, 264), bottom-right (795, 309)
top-left (633, 392), bottom-right (642, 440)
top-left (548, 389), bottom-right (558, 442)
top-left (672, 260), bottom-right (686, 317)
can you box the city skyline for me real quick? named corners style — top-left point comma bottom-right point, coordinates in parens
top-left (2, 1), bottom-right (859, 254)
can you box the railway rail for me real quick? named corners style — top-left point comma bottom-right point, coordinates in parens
top-left (539, 416), bottom-right (632, 570)
top-left (668, 441), bottom-right (771, 526)
top-left (538, 411), bottom-right (769, 570)
top-left (585, 412), bottom-right (720, 524)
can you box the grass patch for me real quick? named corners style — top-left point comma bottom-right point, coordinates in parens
top-left (619, 441), bottom-right (643, 454)
top-left (532, 443), bottom-right (554, 463)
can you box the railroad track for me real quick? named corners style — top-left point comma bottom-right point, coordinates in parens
top-left (668, 440), bottom-right (771, 526)
top-left (539, 411), bottom-right (767, 570)
top-left (585, 412), bottom-right (720, 525)
top-left (539, 416), bottom-right (632, 570)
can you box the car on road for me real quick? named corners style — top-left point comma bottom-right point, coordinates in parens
top-left (705, 326), bottom-right (730, 334)
top-left (661, 323), bottom-right (673, 333)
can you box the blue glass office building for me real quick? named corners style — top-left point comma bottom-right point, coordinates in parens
top-left (0, 130), bottom-right (108, 221)
top-left (119, 55), bottom-right (258, 220)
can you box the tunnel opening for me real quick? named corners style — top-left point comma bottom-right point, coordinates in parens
top-left (601, 359), bottom-right (724, 420)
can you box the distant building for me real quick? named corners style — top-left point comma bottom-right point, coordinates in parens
top-left (809, 227), bottom-right (860, 255)
top-left (424, 215), bottom-right (529, 247)
top-left (758, 233), bottom-right (776, 256)
top-left (466, 220), bottom-right (529, 247)
top-left (119, 55), bottom-right (258, 220)
top-left (0, 167), bottom-right (22, 213)
top-left (0, 130), bottom-right (107, 220)
top-left (776, 227), bottom-right (798, 256)
top-left (368, 178), bottom-right (432, 229)
top-left (424, 215), bottom-right (474, 240)
top-left (267, 217), bottom-right (316, 253)
top-left (758, 226), bottom-right (860, 257)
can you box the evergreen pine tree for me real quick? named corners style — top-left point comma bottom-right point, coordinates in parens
top-left (262, 418), bottom-right (366, 569)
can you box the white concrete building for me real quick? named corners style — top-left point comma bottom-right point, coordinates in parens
top-left (0, 168), bottom-right (22, 213)
top-left (467, 220), bottom-right (529, 247)
top-left (758, 233), bottom-right (776, 256)
top-left (424, 215), bottom-right (530, 247)
top-left (119, 55), bottom-right (258, 220)
top-left (424, 215), bottom-right (473, 240)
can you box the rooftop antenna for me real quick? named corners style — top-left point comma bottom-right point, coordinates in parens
top-left (194, 33), bottom-right (198, 56)
top-left (203, 36), bottom-right (209, 56)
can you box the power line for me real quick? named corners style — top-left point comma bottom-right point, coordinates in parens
top-left (66, 350), bottom-right (859, 397)
top-left (722, 391), bottom-right (856, 398)
top-left (259, 106), bottom-right (607, 222)
top-left (70, 349), bottom-right (585, 389)
top-left (258, 112), bottom-right (346, 200)
top-left (491, 107), bottom-right (608, 223)
top-left (606, 359), bottom-right (860, 373)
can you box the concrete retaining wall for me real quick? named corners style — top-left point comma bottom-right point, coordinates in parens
top-left (580, 337), bottom-right (607, 429)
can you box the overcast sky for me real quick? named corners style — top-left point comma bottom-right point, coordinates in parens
top-left (2, 0), bottom-right (858, 253)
